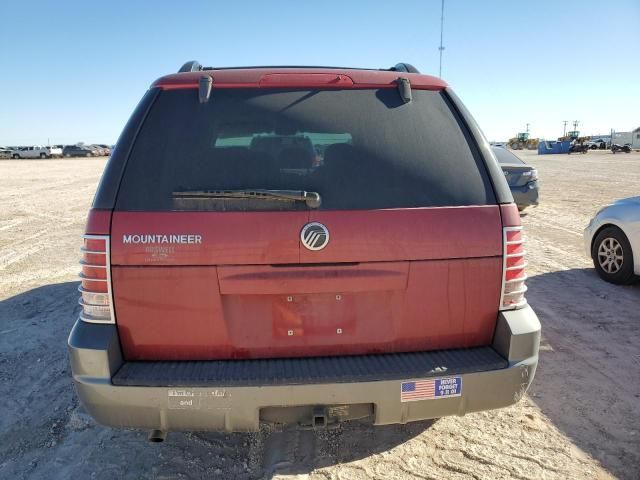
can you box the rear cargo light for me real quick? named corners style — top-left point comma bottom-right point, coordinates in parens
top-left (78, 209), bottom-right (114, 324)
top-left (500, 226), bottom-right (528, 310)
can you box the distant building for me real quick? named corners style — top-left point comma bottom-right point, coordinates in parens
top-left (612, 131), bottom-right (633, 145)
top-left (588, 130), bottom-right (639, 147)
top-left (632, 127), bottom-right (640, 149)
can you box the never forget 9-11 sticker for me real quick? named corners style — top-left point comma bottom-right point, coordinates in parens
top-left (400, 376), bottom-right (462, 402)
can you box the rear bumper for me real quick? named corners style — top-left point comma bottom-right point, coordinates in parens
top-left (511, 181), bottom-right (539, 209)
top-left (68, 306), bottom-right (540, 432)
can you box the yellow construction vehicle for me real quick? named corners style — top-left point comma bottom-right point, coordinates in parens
top-left (508, 133), bottom-right (539, 150)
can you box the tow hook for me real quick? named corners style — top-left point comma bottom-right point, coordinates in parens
top-left (312, 406), bottom-right (328, 429)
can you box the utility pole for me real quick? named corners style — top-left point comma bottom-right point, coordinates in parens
top-left (562, 121), bottom-right (568, 137)
top-left (573, 120), bottom-right (579, 133)
top-left (438, 0), bottom-right (445, 78)
top-left (526, 123), bottom-right (530, 134)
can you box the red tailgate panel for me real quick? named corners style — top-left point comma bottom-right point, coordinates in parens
top-left (111, 206), bottom-right (503, 360)
top-left (217, 262), bottom-right (409, 295)
top-left (113, 258), bottom-right (501, 360)
top-left (304, 206), bottom-right (502, 263)
top-left (110, 211), bottom-right (308, 266)
top-left (113, 266), bottom-right (231, 360)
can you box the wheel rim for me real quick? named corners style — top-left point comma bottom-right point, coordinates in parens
top-left (597, 237), bottom-right (624, 274)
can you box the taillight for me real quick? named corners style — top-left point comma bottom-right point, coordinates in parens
top-left (78, 210), bottom-right (114, 323)
top-left (500, 226), bottom-right (527, 309)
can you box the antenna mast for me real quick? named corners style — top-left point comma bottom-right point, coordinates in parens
top-left (438, 0), bottom-right (445, 78)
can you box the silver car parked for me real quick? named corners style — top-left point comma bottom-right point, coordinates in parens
top-left (584, 196), bottom-right (640, 284)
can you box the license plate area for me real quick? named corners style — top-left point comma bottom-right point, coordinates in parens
top-left (222, 291), bottom-right (398, 346)
top-left (272, 292), bottom-right (358, 338)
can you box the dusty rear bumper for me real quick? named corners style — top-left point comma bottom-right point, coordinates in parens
top-left (68, 306), bottom-right (540, 432)
top-left (511, 181), bottom-right (539, 209)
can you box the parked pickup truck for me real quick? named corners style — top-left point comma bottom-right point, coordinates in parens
top-left (11, 145), bottom-right (62, 159)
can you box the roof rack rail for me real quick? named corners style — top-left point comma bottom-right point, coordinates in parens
top-left (178, 61), bottom-right (203, 73)
top-left (390, 63), bottom-right (420, 74)
top-left (199, 65), bottom-right (366, 71)
top-left (176, 61), bottom-right (421, 74)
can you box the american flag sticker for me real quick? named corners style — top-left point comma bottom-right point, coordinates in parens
top-left (400, 376), bottom-right (462, 402)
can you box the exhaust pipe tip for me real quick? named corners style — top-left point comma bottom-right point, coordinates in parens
top-left (148, 430), bottom-right (167, 443)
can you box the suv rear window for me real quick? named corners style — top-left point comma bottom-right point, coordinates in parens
top-left (116, 88), bottom-right (495, 211)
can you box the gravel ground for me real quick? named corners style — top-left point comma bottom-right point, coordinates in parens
top-left (0, 151), bottom-right (639, 479)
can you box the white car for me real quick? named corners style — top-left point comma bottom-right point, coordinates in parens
top-left (585, 139), bottom-right (607, 150)
top-left (584, 196), bottom-right (640, 284)
top-left (11, 145), bottom-right (62, 159)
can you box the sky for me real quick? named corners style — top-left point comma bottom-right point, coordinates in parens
top-left (1, 0), bottom-right (638, 145)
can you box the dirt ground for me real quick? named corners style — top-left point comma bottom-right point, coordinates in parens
top-left (1, 150), bottom-right (639, 479)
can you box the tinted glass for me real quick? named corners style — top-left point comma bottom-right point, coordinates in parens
top-left (116, 88), bottom-right (495, 211)
top-left (492, 146), bottom-right (526, 165)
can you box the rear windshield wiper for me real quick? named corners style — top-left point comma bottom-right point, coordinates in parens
top-left (173, 189), bottom-right (322, 209)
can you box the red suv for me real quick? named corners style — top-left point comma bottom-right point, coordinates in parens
top-left (69, 62), bottom-right (540, 436)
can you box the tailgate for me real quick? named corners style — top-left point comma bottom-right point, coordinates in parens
top-left (110, 206), bottom-right (502, 360)
top-left (108, 86), bottom-right (504, 361)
